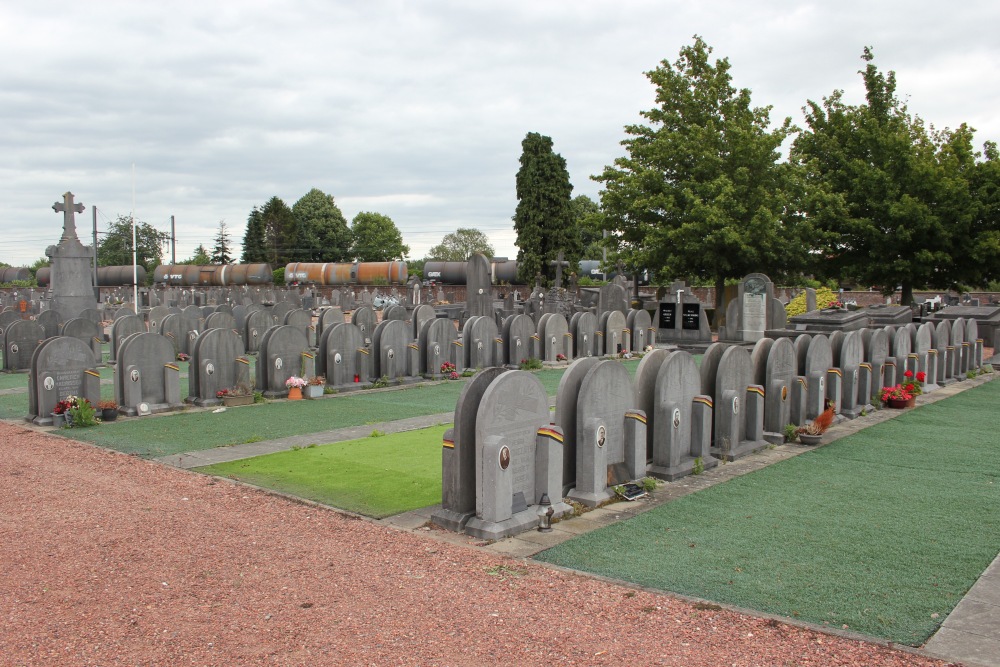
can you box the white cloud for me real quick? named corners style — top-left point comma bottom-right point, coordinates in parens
top-left (2, 1), bottom-right (998, 267)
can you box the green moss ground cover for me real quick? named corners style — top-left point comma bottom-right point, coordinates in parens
top-left (535, 380), bottom-right (1000, 645)
top-left (194, 425), bottom-right (448, 518)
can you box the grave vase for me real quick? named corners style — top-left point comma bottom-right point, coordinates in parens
top-left (287, 386), bottom-right (303, 401)
top-left (304, 384), bottom-right (324, 399)
top-left (798, 433), bottom-right (823, 446)
top-left (222, 394), bottom-right (254, 407)
top-left (886, 397), bottom-right (915, 409)
top-left (51, 412), bottom-right (65, 428)
top-left (101, 408), bottom-right (119, 422)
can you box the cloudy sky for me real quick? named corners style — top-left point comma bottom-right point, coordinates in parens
top-left (2, 1), bottom-right (998, 269)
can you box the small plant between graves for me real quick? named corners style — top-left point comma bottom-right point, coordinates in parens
top-left (518, 357), bottom-right (543, 370)
top-left (67, 397), bottom-right (97, 428)
top-left (784, 423), bottom-right (800, 443)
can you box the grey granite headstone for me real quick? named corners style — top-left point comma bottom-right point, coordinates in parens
top-left (832, 330), bottom-right (863, 418)
top-left (633, 348), bottom-right (672, 459)
top-left (764, 337), bottom-right (796, 436)
top-left (36, 309), bottom-right (63, 339)
top-left (501, 314), bottom-right (535, 366)
top-left (648, 350), bottom-right (716, 480)
top-left (188, 328), bottom-right (249, 406)
top-left (351, 305), bottom-right (378, 345)
top-left (568, 359), bottom-right (642, 506)
top-left (47, 192), bottom-right (97, 321)
top-left (553, 356), bottom-right (602, 494)
top-left (372, 318), bottom-right (411, 380)
top-left (465, 370), bottom-right (559, 540)
top-left (110, 314), bottom-right (146, 364)
top-left (244, 309), bottom-right (273, 354)
top-left (711, 345), bottom-right (766, 461)
top-left (28, 336), bottom-right (101, 424)
top-left (411, 304), bottom-right (436, 341)
top-left (462, 316), bottom-right (498, 369)
top-left (600, 310), bottom-right (629, 355)
top-left (320, 322), bottom-right (367, 388)
top-left (627, 308), bottom-right (653, 352)
top-left (804, 334), bottom-right (832, 420)
top-left (465, 253), bottom-right (494, 318)
top-left (284, 308), bottom-right (314, 347)
top-left (4, 319), bottom-right (44, 372)
top-left (419, 317), bottom-right (457, 376)
top-left (116, 332), bottom-right (184, 415)
top-left (256, 325), bottom-right (311, 397)
top-left (570, 311), bottom-right (598, 358)
top-left (59, 317), bottom-right (103, 365)
top-left (538, 313), bottom-right (571, 362)
top-left (432, 367), bottom-right (509, 531)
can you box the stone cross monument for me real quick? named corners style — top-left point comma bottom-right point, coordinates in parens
top-left (47, 192), bottom-right (97, 319)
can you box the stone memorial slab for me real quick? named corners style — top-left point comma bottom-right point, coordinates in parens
top-left (570, 311), bottom-right (598, 358)
top-left (116, 332), bottom-right (184, 415)
top-left (710, 345), bottom-right (765, 460)
top-left (553, 356), bottom-right (603, 494)
top-left (59, 317), bottom-right (103, 365)
top-left (432, 367), bottom-right (509, 531)
top-left (633, 348), bottom-right (671, 459)
top-left (256, 325), bottom-right (311, 397)
top-left (462, 315), bottom-right (498, 370)
top-left (502, 313), bottom-right (536, 366)
top-left (648, 350), bottom-right (716, 480)
top-left (188, 328), bottom-right (249, 406)
top-left (419, 317), bottom-right (457, 376)
top-left (627, 308), bottom-right (653, 352)
top-left (372, 318), bottom-right (411, 380)
top-left (601, 310), bottom-right (629, 355)
top-left (28, 336), bottom-right (100, 424)
top-left (465, 370), bottom-right (560, 540)
top-left (4, 320), bottom-right (44, 372)
top-left (110, 314), bottom-right (146, 364)
top-left (568, 359), bottom-right (642, 506)
top-left (320, 322), bottom-right (367, 388)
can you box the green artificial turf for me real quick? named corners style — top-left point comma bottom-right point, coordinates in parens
top-left (194, 425), bottom-right (447, 518)
top-left (536, 378), bottom-right (1000, 646)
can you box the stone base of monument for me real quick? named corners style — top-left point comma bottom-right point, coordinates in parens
top-left (464, 502), bottom-right (573, 541)
top-left (648, 455), bottom-right (719, 482)
top-left (762, 431), bottom-right (785, 446)
top-left (711, 439), bottom-right (768, 463)
top-left (121, 401), bottom-right (177, 417)
top-left (430, 508), bottom-right (474, 533)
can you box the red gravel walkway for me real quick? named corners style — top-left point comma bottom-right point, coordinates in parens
top-left (1, 423), bottom-right (955, 666)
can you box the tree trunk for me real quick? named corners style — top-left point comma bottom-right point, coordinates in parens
top-left (714, 275), bottom-right (726, 330)
top-left (900, 282), bottom-right (913, 306)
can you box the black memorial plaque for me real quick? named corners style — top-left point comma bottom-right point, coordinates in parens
top-left (659, 303), bottom-right (676, 329)
top-left (682, 303), bottom-right (701, 330)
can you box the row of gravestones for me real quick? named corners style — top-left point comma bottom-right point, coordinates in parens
top-left (431, 317), bottom-right (990, 540)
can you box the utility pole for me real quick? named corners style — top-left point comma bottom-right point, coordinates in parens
top-left (92, 206), bottom-right (99, 299)
top-left (170, 215), bottom-right (176, 264)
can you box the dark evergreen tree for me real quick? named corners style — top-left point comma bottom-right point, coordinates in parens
top-left (210, 220), bottom-right (234, 264)
top-left (259, 196), bottom-right (298, 266)
top-left (241, 206), bottom-right (267, 263)
top-left (513, 132), bottom-right (577, 285)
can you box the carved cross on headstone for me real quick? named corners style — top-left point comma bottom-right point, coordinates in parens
top-left (52, 191), bottom-right (85, 241)
top-left (548, 250), bottom-right (570, 290)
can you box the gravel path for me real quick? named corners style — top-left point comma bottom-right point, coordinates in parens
top-left (1, 422), bottom-right (955, 666)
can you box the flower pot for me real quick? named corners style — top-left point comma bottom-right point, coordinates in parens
top-left (886, 397), bottom-right (915, 409)
top-left (304, 384), bottom-right (324, 399)
top-left (51, 412), bottom-right (65, 428)
top-left (798, 433), bottom-right (823, 446)
top-left (287, 386), bottom-right (303, 401)
top-left (222, 395), bottom-right (254, 407)
top-left (64, 412), bottom-right (74, 427)
top-left (101, 408), bottom-right (119, 422)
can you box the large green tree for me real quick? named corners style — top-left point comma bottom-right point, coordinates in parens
top-left (183, 244), bottom-right (211, 265)
top-left (513, 132), bottom-right (578, 285)
top-left (426, 228), bottom-right (495, 261)
top-left (292, 188), bottom-right (352, 262)
top-left (210, 220), bottom-right (234, 264)
top-left (792, 48), bottom-right (984, 302)
top-left (97, 215), bottom-right (169, 271)
top-left (595, 36), bottom-right (801, 306)
top-left (571, 194), bottom-right (608, 262)
top-left (350, 212), bottom-right (409, 261)
top-left (241, 206), bottom-right (267, 263)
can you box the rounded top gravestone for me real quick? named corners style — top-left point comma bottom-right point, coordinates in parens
top-left (570, 311), bottom-right (598, 358)
top-left (577, 359), bottom-right (636, 466)
top-left (502, 313), bottom-right (535, 365)
top-left (750, 337), bottom-right (775, 387)
top-left (793, 334), bottom-right (812, 375)
top-left (554, 356), bottom-right (603, 492)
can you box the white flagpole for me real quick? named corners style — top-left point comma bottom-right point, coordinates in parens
top-left (132, 163), bottom-right (138, 310)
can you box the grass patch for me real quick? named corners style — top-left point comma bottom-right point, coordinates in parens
top-left (194, 425), bottom-right (447, 518)
top-left (535, 379), bottom-right (1000, 646)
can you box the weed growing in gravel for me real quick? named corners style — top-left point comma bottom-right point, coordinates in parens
top-left (485, 564), bottom-right (527, 580)
top-left (370, 429), bottom-right (385, 438)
